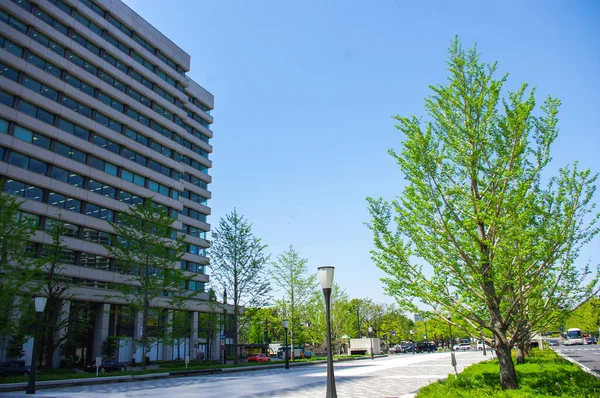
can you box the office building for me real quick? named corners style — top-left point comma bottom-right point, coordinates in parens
top-left (0, 0), bottom-right (226, 365)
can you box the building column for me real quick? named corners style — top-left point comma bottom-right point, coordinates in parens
top-left (92, 303), bottom-right (110, 360)
top-left (162, 310), bottom-right (173, 361)
top-left (190, 312), bottom-right (198, 360)
top-left (52, 300), bottom-right (71, 368)
top-left (212, 328), bottom-right (221, 362)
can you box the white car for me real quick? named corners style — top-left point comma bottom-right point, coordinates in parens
top-left (453, 343), bottom-right (471, 351)
top-left (476, 341), bottom-right (491, 350)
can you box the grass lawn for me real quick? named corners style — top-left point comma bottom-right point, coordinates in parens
top-left (417, 349), bottom-right (600, 397)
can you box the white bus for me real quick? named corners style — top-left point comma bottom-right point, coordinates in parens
top-left (563, 328), bottom-right (584, 345)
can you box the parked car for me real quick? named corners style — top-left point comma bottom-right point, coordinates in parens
top-left (85, 359), bottom-right (127, 373)
top-left (454, 343), bottom-right (472, 351)
top-left (247, 353), bottom-right (270, 362)
top-left (416, 342), bottom-right (437, 353)
top-left (0, 361), bottom-right (30, 377)
top-left (548, 339), bottom-right (560, 346)
top-left (476, 340), bottom-right (491, 350)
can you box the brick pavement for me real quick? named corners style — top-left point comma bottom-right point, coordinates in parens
top-left (0, 350), bottom-right (489, 398)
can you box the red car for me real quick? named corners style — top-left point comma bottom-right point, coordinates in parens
top-left (248, 353), bottom-right (270, 362)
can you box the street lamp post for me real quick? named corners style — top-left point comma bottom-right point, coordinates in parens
top-left (318, 266), bottom-right (337, 398)
top-left (368, 326), bottom-right (374, 359)
top-left (410, 330), bottom-right (415, 355)
top-left (26, 296), bottom-right (47, 395)
top-left (283, 319), bottom-right (289, 369)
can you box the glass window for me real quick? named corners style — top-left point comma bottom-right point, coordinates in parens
top-left (61, 96), bottom-right (78, 112)
top-left (57, 118), bottom-right (74, 134)
top-left (65, 198), bottom-right (81, 212)
top-left (121, 169), bottom-right (133, 182)
top-left (27, 53), bottom-right (45, 69)
top-left (106, 141), bottom-right (120, 154)
top-left (0, 90), bottom-right (13, 107)
top-left (0, 64), bottom-right (19, 82)
top-left (148, 181), bottom-right (159, 192)
top-left (4, 179), bottom-right (26, 196)
top-left (4, 40), bottom-right (23, 57)
top-left (95, 113), bottom-right (109, 127)
top-left (14, 126), bottom-right (33, 142)
top-left (90, 156), bottom-right (105, 170)
top-left (83, 61), bottom-right (97, 75)
top-left (65, 72), bottom-right (83, 86)
top-left (71, 148), bottom-right (86, 163)
top-left (80, 82), bottom-right (95, 97)
top-left (98, 92), bottom-right (111, 106)
top-left (105, 163), bottom-right (118, 176)
top-left (49, 167), bottom-right (68, 183)
top-left (41, 85), bottom-right (58, 101)
top-left (53, 19), bottom-right (69, 35)
top-left (45, 62), bottom-right (61, 78)
top-left (0, 118), bottom-right (8, 133)
top-left (8, 152), bottom-right (29, 169)
top-left (54, 142), bottom-right (71, 158)
top-left (86, 203), bottom-right (100, 217)
top-left (77, 103), bottom-right (92, 118)
top-left (49, 41), bottom-right (65, 56)
top-left (159, 185), bottom-right (169, 196)
top-left (24, 186), bottom-right (43, 201)
top-left (32, 134), bottom-right (51, 150)
top-left (68, 173), bottom-right (84, 187)
top-left (48, 192), bottom-right (66, 207)
top-left (29, 158), bottom-right (48, 175)
top-left (74, 125), bottom-right (90, 140)
top-left (133, 174), bottom-right (145, 187)
top-left (37, 108), bottom-right (55, 125)
top-left (18, 101), bottom-right (37, 118)
top-left (100, 208), bottom-right (114, 221)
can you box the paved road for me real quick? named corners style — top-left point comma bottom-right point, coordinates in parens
top-left (0, 351), bottom-right (488, 398)
top-left (553, 345), bottom-right (600, 375)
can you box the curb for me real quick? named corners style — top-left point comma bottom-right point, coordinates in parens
top-left (0, 354), bottom-right (388, 392)
top-left (554, 350), bottom-right (600, 379)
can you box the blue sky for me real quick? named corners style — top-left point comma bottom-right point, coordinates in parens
top-left (124, 0), bottom-right (600, 305)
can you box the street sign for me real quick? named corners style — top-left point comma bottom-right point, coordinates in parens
top-left (423, 334), bottom-right (427, 339)
top-left (392, 330), bottom-right (395, 336)
top-left (220, 333), bottom-right (226, 340)
top-left (220, 344), bottom-right (225, 351)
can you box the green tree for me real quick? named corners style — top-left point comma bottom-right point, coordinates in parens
top-left (38, 216), bottom-right (77, 369)
top-left (565, 299), bottom-right (600, 335)
top-left (209, 209), bottom-right (271, 364)
top-left (270, 245), bottom-right (316, 360)
top-left (0, 189), bottom-right (38, 346)
top-left (105, 200), bottom-right (190, 370)
top-left (367, 38), bottom-right (599, 390)
top-left (304, 283), bottom-right (352, 355)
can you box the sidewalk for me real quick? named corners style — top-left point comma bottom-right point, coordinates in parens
top-left (0, 355), bottom-right (387, 393)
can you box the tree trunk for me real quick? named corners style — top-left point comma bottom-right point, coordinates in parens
top-left (496, 343), bottom-right (518, 389)
top-left (516, 343), bottom-right (526, 364)
top-left (233, 305), bottom-right (239, 365)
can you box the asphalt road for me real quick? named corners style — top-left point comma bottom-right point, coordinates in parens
top-left (0, 351), bottom-right (488, 398)
top-left (553, 345), bottom-right (600, 375)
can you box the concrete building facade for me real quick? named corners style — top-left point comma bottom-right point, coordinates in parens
top-left (0, 0), bottom-right (229, 366)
